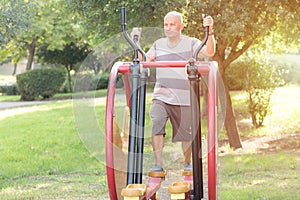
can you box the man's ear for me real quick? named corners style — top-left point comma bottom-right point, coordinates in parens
top-left (180, 23), bottom-right (184, 31)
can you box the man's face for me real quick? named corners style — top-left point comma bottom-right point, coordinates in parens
top-left (164, 15), bottom-right (183, 39)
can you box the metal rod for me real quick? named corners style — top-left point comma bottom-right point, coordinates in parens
top-left (121, 7), bottom-right (146, 61)
top-left (187, 58), bottom-right (204, 199)
top-left (193, 16), bottom-right (209, 59)
top-left (126, 61), bottom-right (140, 185)
top-left (135, 68), bottom-right (148, 183)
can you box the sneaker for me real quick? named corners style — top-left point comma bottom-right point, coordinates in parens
top-left (150, 164), bottom-right (164, 172)
top-left (184, 163), bottom-right (192, 171)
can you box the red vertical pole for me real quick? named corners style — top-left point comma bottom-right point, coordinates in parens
top-left (207, 62), bottom-right (218, 200)
top-left (105, 62), bottom-right (124, 200)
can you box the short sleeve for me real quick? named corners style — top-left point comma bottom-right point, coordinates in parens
top-left (146, 43), bottom-right (156, 61)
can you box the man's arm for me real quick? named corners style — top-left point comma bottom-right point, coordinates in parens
top-left (203, 15), bottom-right (216, 57)
top-left (131, 28), bottom-right (155, 62)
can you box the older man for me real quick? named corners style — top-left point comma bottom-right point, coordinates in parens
top-left (132, 11), bottom-right (215, 172)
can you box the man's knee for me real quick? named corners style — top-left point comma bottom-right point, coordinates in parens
top-left (182, 141), bottom-right (192, 152)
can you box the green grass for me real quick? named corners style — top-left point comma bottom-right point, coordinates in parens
top-left (0, 86), bottom-right (300, 199)
top-left (0, 100), bottom-right (108, 198)
top-left (229, 85), bottom-right (300, 137)
top-left (219, 153), bottom-right (300, 200)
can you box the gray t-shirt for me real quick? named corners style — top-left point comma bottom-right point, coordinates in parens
top-left (146, 35), bottom-right (209, 105)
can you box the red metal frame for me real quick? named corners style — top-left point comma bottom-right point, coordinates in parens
top-left (105, 62), bottom-right (121, 200)
top-left (105, 61), bottom-right (218, 200)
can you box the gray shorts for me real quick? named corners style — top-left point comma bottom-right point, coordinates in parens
top-left (149, 99), bottom-right (192, 142)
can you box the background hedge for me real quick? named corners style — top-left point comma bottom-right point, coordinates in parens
top-left (16, 68), bottom-right (66, 101)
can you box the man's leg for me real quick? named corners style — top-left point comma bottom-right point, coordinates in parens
top-left (152, 134), bottom-right (164, 166)
top-left (182, 141), bottom-right (192, 165)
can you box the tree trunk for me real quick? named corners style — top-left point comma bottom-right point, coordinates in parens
top-left (216, 56), bottom-right (243, 149)
top-left (12, 63), bottom-right (17, 75)
top-left (224, 84), bottom-right (242, 149)
top-left (66, 65), bottom-right (73, 93)
top-left (26, 37), bottom-right (38, 70)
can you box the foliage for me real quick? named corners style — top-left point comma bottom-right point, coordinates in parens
top-left (184, 0), bottom-right (300, 147)
top-left (73, 72), bottom-right (122, 92)
top-left (0, 0), bottom-right (83, 69)
top-left (66, 0), bottom-right (186, 45)
top-left (0, 84), bottom-right (19, 95)
top-left (0, 0), bottom-right (31, 47)
top-left (185, 0), bottom-right (300, 70)
top-left (268, 53), bottom-right (300, 85)
top-left (37, 42), bottom-right (90, 69)
top-left (16, 68), bottom-right (66, 100)
top-left (224, 63), bottom-right (244, 91)
top-left (248, 88), bottom-right (272, 128)
top-left (95, 72), bottom-right (110, 90)
top-left (1, 0), bottom-right (299, 148)
top-left (0, 0), bottom-right (43, 67)
top-left (37, 41), bottom-right (91, 92)
top-left (73, 71), bottom-right (94, 92)
top-left (229, 50), bottom-right (284, 127)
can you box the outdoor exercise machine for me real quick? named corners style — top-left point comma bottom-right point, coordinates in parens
top-left (105, 7), bottom-right (218, 200)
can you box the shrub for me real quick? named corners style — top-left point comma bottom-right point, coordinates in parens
top-left (96, 72), bottom-right (110, 90)
top-left (16, 68), bottom-right (66, 101)
top-left (73, 71), bottom-right (124, 92)
top-left (73, 71), bottom-right (94, 92)
top-left (96, 72), bottom-right (124, 89)
top-left (0, 84), bottom-right (19, 95)
top-left (228, 51), bottom-right (284, 128)
top-left (245, 59), bottom-right (282, 128)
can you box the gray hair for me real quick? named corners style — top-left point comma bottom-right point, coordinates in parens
top-left (164, 11), bottom-right (183, 23)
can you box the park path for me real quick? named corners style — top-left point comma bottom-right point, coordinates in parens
top-left (0, 100), bottom-right (51, 110)
top-left (0, 100), bottom-right (56, 120)
top-left (154, 168), bottom-right (209, 199)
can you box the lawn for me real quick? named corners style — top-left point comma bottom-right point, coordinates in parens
top-left (0, 85), bottom-right (299, 199)
top-left (0, 100), bottom-right (108, 199)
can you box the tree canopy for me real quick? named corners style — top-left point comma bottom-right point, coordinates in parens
top-left (66, 0), bottom-right (186, 45)
top-left (184, 0), bottom-right (300, 148)
top-left (0, 0), bottom-right (83, 69)
top-left (185, 0), bottom-right (300, 72)
top-left (0, 0), bottom-right (299, 148)
top-left (0, 0), bottom-right (30, 46)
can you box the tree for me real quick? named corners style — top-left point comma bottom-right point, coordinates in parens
top-left (1, 0), bottom-right (43, 70)
top-left (0, 0), bottom-right (80, 70)
top-left (0, 0), bottom-right (32, 69)
top-left (0, 0), bottom-right (30, 47)
top-left (66, 0), bottom-right (300, 149)
top-left (185, 0), bottom-right (300, 148)
top-left (37, 41), bottom-right (91, 92)
top-left (66, 0), bottom-right (186, 45)
top-left (6, 43), bottom-right (27, 75)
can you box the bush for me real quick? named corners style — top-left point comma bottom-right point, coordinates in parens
top-left (228, 51), bottom-right (284, 128)
top-left (0, 84), bottom-right (19, 95)
top-left (97, 72), bottom-right (124, 89)
top-left (73, 71), bottom-right (94, 92)
top-left (16, 68), bottom-right (66, 101)
top-left (96, 72), bottom-right (110, 90)
top-left (73, 71), bottom-right (124, 92)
